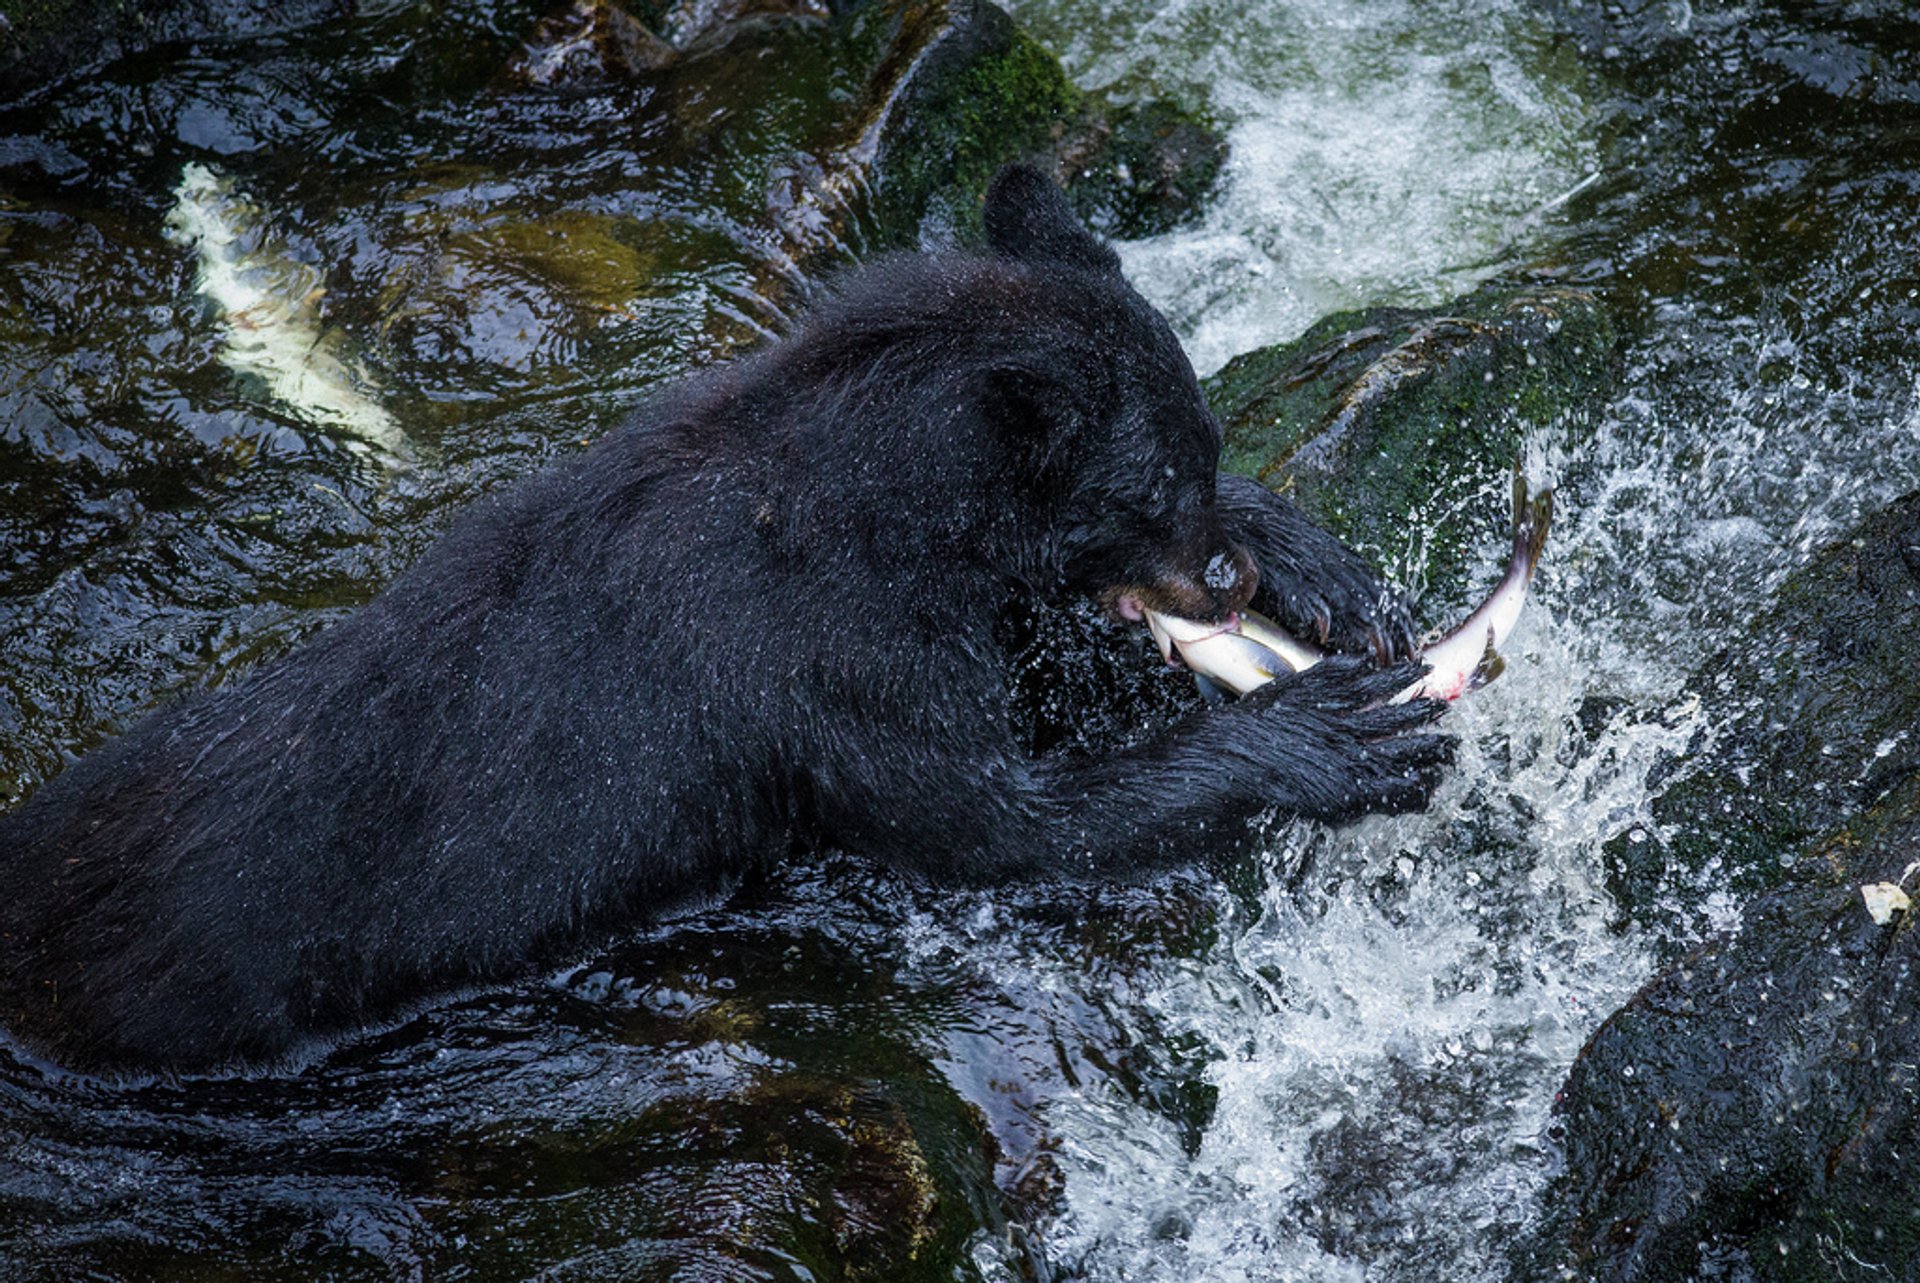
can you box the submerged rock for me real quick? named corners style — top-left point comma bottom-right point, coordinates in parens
top-left (1203, 282), bottom-right (1614, 606)
top-left (498, 0), bottom-right (851, 88)
top-left (0, 880), bottom-right (1030, 1280)
top-left (498, 0), bottom-right (680, 85)
top-left (1541, 772), bottom-right (1920, 1281)
top-left (350, 0), bottom-right (1222, 392)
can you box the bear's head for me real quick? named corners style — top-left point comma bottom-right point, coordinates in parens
top-left (981, 164), bottom-right (1257, 627)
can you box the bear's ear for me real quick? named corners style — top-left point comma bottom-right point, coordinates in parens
top-left (983, 164), bottom-right (1121, 274)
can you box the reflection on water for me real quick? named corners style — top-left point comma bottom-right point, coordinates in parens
top-left (4, 0), bottom-right (1920, 1279)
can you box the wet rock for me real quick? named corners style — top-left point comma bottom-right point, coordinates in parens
top-left (1540, 771), bottom-right (1920, 1282)
top-left (764, 0), bottom-right (1083, 255)
top-left (1604, 491), bottom-right (1920, 924)
top-left (354, 0), bottom-right (1222, 391)
top-left (499, 0), bottom-right (677, 85)
top-left (0, 0), bottom-right (354, 102)
top-left (1057, 96), bottom-right (1227, 241)
top-left (498, 0), bottom-right (838, 88)
top-left (1535, 0), bottom-right (1920, 379)
top-left (1542, 476), bottom-right (1920, 1279)
top-left (1203, 282), bottom-right (1615, 604)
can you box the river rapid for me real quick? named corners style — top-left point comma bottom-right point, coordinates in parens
top-left (2, 1), bottom-right (1918, 1279)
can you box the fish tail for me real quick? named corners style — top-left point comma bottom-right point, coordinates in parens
top-left (1510, 470), bottom-right (1553, 578)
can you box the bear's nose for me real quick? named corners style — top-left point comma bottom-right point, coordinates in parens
top-left (1202, 543), bottom-right (1258, 616)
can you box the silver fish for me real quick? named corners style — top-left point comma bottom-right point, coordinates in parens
top-left (1146, 473), bottom-right (1553, 702)
top-left (164, 162), bottom-right (413, 464)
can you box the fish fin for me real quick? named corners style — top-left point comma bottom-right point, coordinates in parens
top-left (1510, 470), bottom-right (1553, 579)
top-left (1193, 673), bottom-right (1230, 705)
top-left (1468, 627), bottom-right (1506, 691)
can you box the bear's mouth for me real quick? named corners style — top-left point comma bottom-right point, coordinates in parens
top-left (1104, 585), bottom-right (1239, 630)
top-left (1098, 545), bottom-right (1258, 629)
top-left (1105, 591), bottom-right (1236, 668)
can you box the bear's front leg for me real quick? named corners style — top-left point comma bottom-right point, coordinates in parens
top-left (1030, 656), bottom-right (1452, 872)
top-left (885, 656), bottom-right (1453, 882)
top-left (1215, 471), bottom-right (1417, 663)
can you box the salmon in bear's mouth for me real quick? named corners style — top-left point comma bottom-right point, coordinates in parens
top-left (1134, 472), bottom-right (1555, 702)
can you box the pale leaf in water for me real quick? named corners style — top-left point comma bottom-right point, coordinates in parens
top-left (1860, 882), bottom-right (1912, 926)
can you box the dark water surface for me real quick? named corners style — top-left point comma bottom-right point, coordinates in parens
top-left (3, 0), bottom-right (1920, 1279)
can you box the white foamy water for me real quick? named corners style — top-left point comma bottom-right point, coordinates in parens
top-left (915, 5), bottom-right (1920, 1277)
top-left (1002, 0), bottom-right (1596, 375)
top-left (901, 328), bottom-right (1920, 1278)
top-left (1033, 595), bottom-right (1688, 1280)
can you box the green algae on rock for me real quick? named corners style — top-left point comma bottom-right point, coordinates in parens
top-left (1057, 96), bottom-right (1226, 241)
top-left (864, 3), bottom-right (1223, 247)
top-left (1204, 282), bottom-right (1614, 606)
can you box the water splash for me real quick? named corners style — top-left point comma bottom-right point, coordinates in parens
top-left (1002, 0), bottom-right (1596, 375)
top-left (896, 465), bottom-right (1704, 1277)
top-left (904, 287), bottom-right (1920, 1277)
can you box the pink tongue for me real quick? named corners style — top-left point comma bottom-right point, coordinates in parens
top-left (1115, 595), bottom-right (1146, 621)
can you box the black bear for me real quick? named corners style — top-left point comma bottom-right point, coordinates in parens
top-left (0, 166), bottom-right (1448, 1076)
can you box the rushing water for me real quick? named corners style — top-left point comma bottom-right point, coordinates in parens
top-left (977, 1), bottom-right (1920, 1277)
top-left (1003, 0), bottom-right (1596, 376)
top-left (4, 0), bottom-right (1920, 1279)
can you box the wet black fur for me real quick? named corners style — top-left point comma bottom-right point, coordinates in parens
top-left (0, 166), bottom-right (1447, 1075)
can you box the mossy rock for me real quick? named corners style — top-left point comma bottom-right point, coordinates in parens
top-left (1603, 491), bottom-right (1920, 924)
top-left (854, 0), bottom-right (1224, 247)
top-left (1204, 282), bottom-right (1615, 604)
top-left (1537, 772), bottom-right (1920, 1282)
top-left (862, 2), bottom-right (1080, 245)
top-left (1059, 96), bottom-right (1227, 241)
